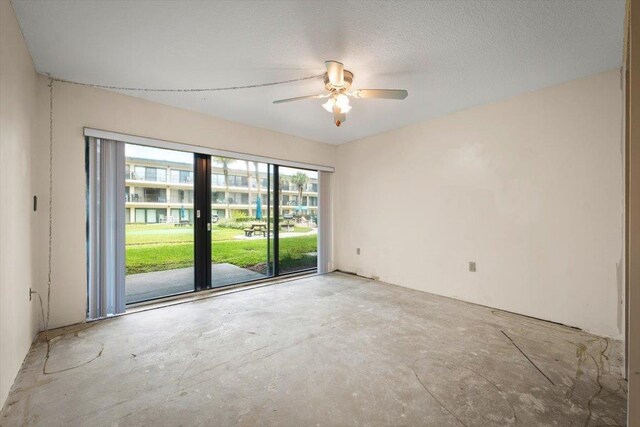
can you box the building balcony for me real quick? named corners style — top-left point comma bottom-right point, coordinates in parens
top-left (209, 202), bottom-right (317, 209)
top-left (126, 179), bottom-right (193, 188)
top-left (126, 201), bottom-right (193, 207)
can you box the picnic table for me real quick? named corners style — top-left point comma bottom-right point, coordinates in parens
top-left (244, 223), bottom-right (268, 237)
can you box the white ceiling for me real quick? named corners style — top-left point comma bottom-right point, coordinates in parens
top-left (12, 0), bottom-right (625, 145)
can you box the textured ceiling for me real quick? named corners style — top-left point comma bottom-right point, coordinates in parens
top-left (12, 0), bottom-right (625, 144)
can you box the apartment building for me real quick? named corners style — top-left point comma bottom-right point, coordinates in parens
top-left (125, 157), bottom-right (319, 223)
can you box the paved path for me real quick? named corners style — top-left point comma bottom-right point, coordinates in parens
top-left (125, 263), bottom-right (264, 303)
top-left (234, 229), bottom-right (317, 240)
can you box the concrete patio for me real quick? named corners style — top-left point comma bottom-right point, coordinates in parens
top-left (126, 263), bottom-right (264, 303)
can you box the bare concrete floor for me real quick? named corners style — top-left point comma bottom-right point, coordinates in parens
top-left (1, 273), bottom-right (627, 426)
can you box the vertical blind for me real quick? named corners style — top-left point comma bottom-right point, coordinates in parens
top-left (87, 138), bottom-right (126, 319)
top-left (318, 171), bottom-right (333, 274)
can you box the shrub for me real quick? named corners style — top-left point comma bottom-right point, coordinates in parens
top-left (231, 210), bottom-right (251, 221)
top-left (216, 219), bottom-right (247, 229)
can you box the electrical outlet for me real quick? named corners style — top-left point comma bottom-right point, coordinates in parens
top-left (356, 248), bottom-right (360, 255)
top-left (469, 262), bottom-right (476, 272)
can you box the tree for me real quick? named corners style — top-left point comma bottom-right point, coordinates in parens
top-left (253, 161), bottom-right (261, 195)
top-left (214, 156), bottom-right (233, 219)
top-left (245, 160), bottom-right (252, 217)
top-left (279, 174), bottom-right (289, 216)
top-left (290, 172), bottom-right (309, 213)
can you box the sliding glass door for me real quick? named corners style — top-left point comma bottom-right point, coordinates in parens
top-left (124, 144), bottom-right (195, 303)
top-left (277, 167), bottom-right (318, 274)
top-left (113, 143), bottom-right (318, 305)
top-left (210, 157), bottom-right (274, 288)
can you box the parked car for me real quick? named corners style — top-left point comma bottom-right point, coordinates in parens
top-left (211, 213), bottom-right (219, 223)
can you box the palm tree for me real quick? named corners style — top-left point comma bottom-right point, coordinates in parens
top-left (279, 174), bottom-right (289, 216)
top-left (290, 172), bottom-right (309, 214)
top-left (253, 161), bottom-right (261, 197)
top-left (252, 161), bottom-right (263, 220)
top-left (245, 160), bottom-right (252, 217)
top-left (214, 156), bottom-right (233, 219)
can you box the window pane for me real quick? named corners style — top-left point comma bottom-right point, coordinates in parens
top-left (210, 156), bottom-right (273, 287)
top-left (278, 167), bottom-right (318, 274)
top-left (147, 209), bottom-right (157, 223)
top-left (134, 166), bottom-right (145, 180)
top-left (125, 144), bottom-right (194, 304)
top-left (145, 168), bottom-right (157, 182)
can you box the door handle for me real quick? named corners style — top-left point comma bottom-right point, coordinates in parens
top-left (207, 223), bottom-right (211, 232)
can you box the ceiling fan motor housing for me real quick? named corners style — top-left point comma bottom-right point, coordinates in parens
top-left (324, 70), bottom-right (354, 92)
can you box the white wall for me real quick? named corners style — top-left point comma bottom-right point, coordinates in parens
top-left (34, 69), bottom-right (624, 339)
top-left (31, 76), bottom-right (337, 329)
top-left (335, 70), bottom-right (624, 339)
top-left (0, 0), bottom-right (39, 409)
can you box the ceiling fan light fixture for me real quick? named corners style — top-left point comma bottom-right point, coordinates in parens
top-left (322, 98), bottom-right (335, 113)
top-left (339, 103), bottom-right (352, 113)
top-left (335, 94), bottom-right (350, 110)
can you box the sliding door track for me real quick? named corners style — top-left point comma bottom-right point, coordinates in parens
top-left (123, 269), bottom-right (318, 315)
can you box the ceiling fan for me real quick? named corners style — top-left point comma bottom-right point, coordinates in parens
top-left (273, 61), bottom-right (408, 127)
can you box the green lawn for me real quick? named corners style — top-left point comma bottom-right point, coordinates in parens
top-left (126, 225), bottom-right (317, 275)
top-left (126, 224), bottom-right (241, 245)
top-left (125, 224), bottom-right (312, 245)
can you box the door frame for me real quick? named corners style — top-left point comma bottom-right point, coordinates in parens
top-left (194, 153), bottom-right (211, 291)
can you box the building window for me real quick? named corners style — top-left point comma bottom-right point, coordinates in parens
top-left (228, 192), bottom-right (249, 204)
top-left (212, 173), bottom-right (225, 186)
top-left (145, 168), bottom-right (157, 182)
top-left (171, 169), bottom-right (193, 183)
top-left (212, 191), bottom-right (225, 204)
top-left (133, 166), bottom-right (145, 180)
top-left (171, 208), bottom-right (193, 222)
top-left (135, 209), bottom-right (145, 223)
top-left (171, 189), bottom-right (193, 203)
top-left (227, 175), bottom-right (248, 187)
top-left (133, 187), bottom-right (166, 203)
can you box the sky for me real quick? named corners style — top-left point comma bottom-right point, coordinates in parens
top-left (125, 143), bottom-right (193, 163)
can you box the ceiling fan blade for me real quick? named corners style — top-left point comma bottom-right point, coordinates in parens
top-left (325, 61), bottom-right (344, 87)
top-left (351, 89), bottom-right (408, 100)
top-left (272, 94), bottom-right (328, 104)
